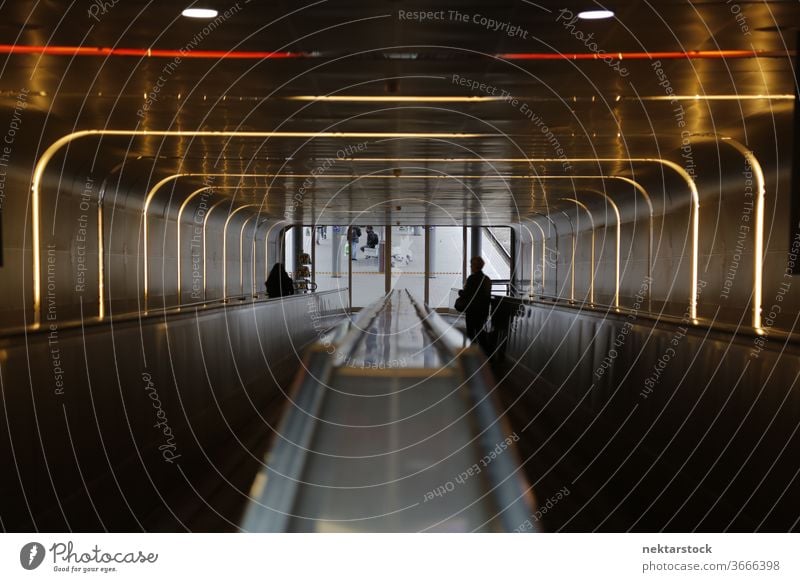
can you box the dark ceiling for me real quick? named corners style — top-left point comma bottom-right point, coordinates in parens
top-left (0, 0), bottom-right (797, 224)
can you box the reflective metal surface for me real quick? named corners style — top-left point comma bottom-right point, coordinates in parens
top-left (0, 290), bottom-right (346, 531)
top-left (496, 295), bottom-right (800, 530)
top-left (242, 290), bottom-right (534, 532)
top-left (0, 1), bottom-right (796, 332)
top-left (0, 0), bottom-right (797, 535)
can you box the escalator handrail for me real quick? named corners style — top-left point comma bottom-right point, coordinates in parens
top-left (507, 293), bottom-right (800, 347)
top-left (0, 289), bottom-right (348, 340)
top-left (406, 290), bottom-right (538, 531)
top-left (241, 294), bottom-right (395, 531)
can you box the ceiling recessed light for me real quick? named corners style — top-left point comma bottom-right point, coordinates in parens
top-left (577, 9), bottom-right (615, 20)
top-left (182, 8), bottom-right (218, 18)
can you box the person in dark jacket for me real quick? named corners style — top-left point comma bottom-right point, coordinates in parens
top-left (459, 256), bottom-right (492, 341)
top-left (265, 263), bottom-right (295, 298)
top-left (350, 226), bottom-right (362, 260)
top-left (360, 225), bottom-right (379, 252)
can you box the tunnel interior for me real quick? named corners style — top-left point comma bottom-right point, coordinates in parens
top-left (0, 0), bottom-right (798, 533)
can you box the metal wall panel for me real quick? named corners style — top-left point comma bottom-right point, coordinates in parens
top-left (500, 298), bottom-right (800, 529)
top-left (0, 290), bottom-right (346, 531)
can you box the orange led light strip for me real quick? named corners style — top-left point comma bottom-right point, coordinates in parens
top-left (0, 44), bottom-right (788, 61)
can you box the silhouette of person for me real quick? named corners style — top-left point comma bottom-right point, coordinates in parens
top-left (265, 263), bottom-right (295, 298)
top-left (460, 256), bottom-right (492, 342)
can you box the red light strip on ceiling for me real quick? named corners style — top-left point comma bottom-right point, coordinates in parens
top-left (0, 44), bottom-right (787, 60)
top-left (0, 44), bottom-right (305, 59)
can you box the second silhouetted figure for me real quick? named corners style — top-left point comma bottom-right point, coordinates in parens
top-left (265, 263), bottom-right (295, 298)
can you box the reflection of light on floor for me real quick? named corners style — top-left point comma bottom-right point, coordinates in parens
top-left (315, 513), bottom-right (472, 532)
top-left (317, 521), bottom-right (359, 533)
top-left (247, 472), bottom-right (268, 500)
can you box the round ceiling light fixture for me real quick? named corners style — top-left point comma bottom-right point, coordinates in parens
top-left (182, 8), bottom-right (219, 18)
top-left (577, 9), bottom-right (615, 20)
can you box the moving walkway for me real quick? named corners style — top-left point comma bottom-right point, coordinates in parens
top-left (242, 290), bottom-right (536, 532)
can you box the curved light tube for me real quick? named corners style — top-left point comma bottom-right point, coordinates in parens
top-left (560, 211), bottom-right (576, 302)
top-left (343, 155), bottom-right (694, 315)
top-left (527, 164), bottom-right (696, 318)
top-left (528, 176), bottom-right (652, 306)
top-left (722, 138), bottom-right (765, 331)
top-left (519, 224), bottom-right (536, 294)
top-left (134, 171), bottom-right (655, 312)
top-left (202, 199), bottom-right (230, 301)
top-left (143, 173), bottom-right (270, 306)
top-left (142, 174), bottom-right (183, 306)
top-left (31, 130), bottom-right (488, 321)
top-left (560, 199), bottom-right (596, 304)
top-left (264, 220), bottom-right (290, 285)
top-left (522, 222), bottom-right (547, 295)
top-left (610, 175), bottom-right (654, 288)
top-left (239, 215), bottom-right (258, 295)
top-left (176, 186), bottom-right (213, 303)
top-left (253, 236), bottom-right (258, 297)
top-left (576, 190), bottom-right (621, 308)
top-left (31, 133), bottom-right (690, 319)
top-left (246, 219), bottom-right (269, 297)
top-left (175, 185), bottom-right (268, 302)
top-left (691, 133), bottom-right (765, 331)
top-left (651, 160), bottom-right (700, 321)
top-left (251, 224), bottom-right (262, 297)
top-left (94, 162), bottom-right (127, 319)
top-left (222, 205), bottom-right (262, 300)
top-left (531, 212), bottom-right (560, 297)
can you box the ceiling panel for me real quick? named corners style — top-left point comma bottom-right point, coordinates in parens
top-left (1, 0), bottom-right (796, 224)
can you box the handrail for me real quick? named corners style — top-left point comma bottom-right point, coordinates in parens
top-left (331, 291), bottom-right (395, 365)
top-left (407, 290), bottom-right (537, 531)
top-left (242, 290), bottom-right (536, 532)
top-left (407, 289), bottom-right (472, 355)
top-left (3, 289), bottom-right (347, 341)
top-left (499, 294), bottom-right (800, 347)
top-left (482, 226), bottom-right (511, 262)
top-left (240, 344), bottom-right (336, 533)
top-left (450, 280), bottom-right (513, 299)
top-left (490, 279), bottom-right (513, 296)
top-left (242, 294), bottom-right (386, 532)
